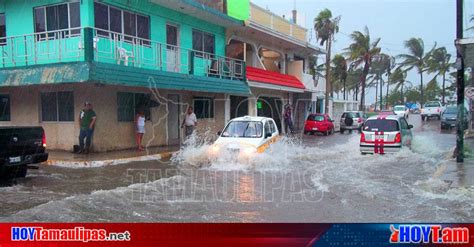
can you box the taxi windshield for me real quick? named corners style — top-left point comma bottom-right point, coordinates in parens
top-left (221, 121), bottom-right (263, 138)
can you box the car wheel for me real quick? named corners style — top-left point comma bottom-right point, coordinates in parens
top-left (340, 129), bottom-right (345, 134)
top-left (15, 166), bottom-right (27, 178)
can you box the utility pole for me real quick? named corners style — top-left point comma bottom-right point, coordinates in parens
top-left (456, 0), bottom-right (465, 163)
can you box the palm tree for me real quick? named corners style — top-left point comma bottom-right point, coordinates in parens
top-left (332, 54), bottom-right (348, 100)
top-left (345, 27), bottom-right (381, 111)
top-left (314, 9), bottom-right (340, 114)
top-left (398, 38), bottom-right (435, 106)
top-left (391, 67), bottom-right (409, 103)
top-left (427, 47), bottom-right (453, 104)
top-left (369, 53), bottom-right (393, 110)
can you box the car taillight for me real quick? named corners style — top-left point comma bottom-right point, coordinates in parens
top-left (437, 108), bottom-right (440, 113)
top-left (358, 118), bottom-right (363, 123)
top-left (360, 132), bottom-right (366, 143)
top-left (42, 131), bottom-right (47, 148)
top-left (394, 133), bottom-right (401, 143)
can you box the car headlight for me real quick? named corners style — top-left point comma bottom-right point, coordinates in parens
top-left (242, 147), bottom-right (256, 156)
top-left (209, 145), bottom-right (220, 155)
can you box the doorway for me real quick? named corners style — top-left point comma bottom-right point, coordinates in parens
top-left (230, 96), bottom-right (248, 119)
top-left (166, 24), bottom-right (179, 72)
top-left (257, 96), bottom-right (283, 133)
top-left (167, 94), bottom-right (181, 146)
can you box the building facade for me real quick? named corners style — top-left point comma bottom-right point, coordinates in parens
top-left (0, 0), bottom-right (324, 152)
top-left (225, 2), bottom-right (325, 133)
top-left (0, 0), bottom-right (250, 151)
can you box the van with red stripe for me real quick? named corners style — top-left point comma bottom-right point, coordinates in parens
top-left (360, 115), bottom-right (413, 154)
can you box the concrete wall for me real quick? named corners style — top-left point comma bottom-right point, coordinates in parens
top-left (0, 84), bottom-right (226, 152)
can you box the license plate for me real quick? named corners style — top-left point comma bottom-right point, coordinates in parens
top-left (451, 124), bottom-right (456, 127)
top-left (312, 128), bottom-right (318, 130)
top-left (9, 156), bottom-right (21, 163)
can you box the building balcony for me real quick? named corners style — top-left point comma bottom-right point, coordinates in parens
top-left (249, 3), bottom-right (307, 44)
top-left (0, 27), bottom-right (245, 81)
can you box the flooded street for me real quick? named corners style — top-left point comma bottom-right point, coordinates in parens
top-left (1, 114), bottom-right (473, 223)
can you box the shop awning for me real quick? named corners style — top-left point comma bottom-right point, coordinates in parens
top-left (246, 66), bottom-right (305, 93)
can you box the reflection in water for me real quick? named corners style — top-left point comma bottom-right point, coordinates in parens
top-left (237, 174), bottom-right (257, 203)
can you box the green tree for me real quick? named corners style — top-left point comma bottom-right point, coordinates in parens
top-left (314, 9), bottom-right (340, 114)
top-left (368, 53), bottom-right (392, 110)
top-left (391, 67), bottom-right (410, 103)
top-left (427, 47), bottom-right (453, 104)
top-left (398, 38), bottom-right (435, 106)
top-left (331, 54), bottom-right (348, 99)
top-left (345, 27), bottom-right (381, 110)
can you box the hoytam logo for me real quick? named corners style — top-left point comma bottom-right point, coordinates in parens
top-left (390, 225), bottom-right (469, 244)
top-left (11, 227), bottom-right (131, 242)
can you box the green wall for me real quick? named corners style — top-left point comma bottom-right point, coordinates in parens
top-left (227, 0), bottom-right (250, 21)
top-left (93, 0), bottom-right (226, 56)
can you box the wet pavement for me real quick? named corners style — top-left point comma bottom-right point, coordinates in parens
top-left (1, 114), bottom-right (473, 222)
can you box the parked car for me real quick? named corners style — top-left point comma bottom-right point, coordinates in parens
top-left (440, 105), bottom-right (470, 130)
top-left (304, 114), bottom-right (335, 136)
top-left (340, 111), bottom-right (367, 133)
top-left (421, 101), bottom-right (443, 121)
top-left (393, 105), bottom-right (409, 119)
top-left (0, 127), bottom-right (48, 178)
top-left (209, 116), bottom-right (280, 159)
top-left (360, 114), bottom-right (413, 154)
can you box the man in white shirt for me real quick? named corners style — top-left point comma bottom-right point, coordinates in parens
top-left (181, 106), bottom-right (197, 138)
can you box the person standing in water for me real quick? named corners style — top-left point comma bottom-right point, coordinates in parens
top-left (135, 109), bottom-right (146, 151)
top-left (181, 106), bottom-right (197, 138)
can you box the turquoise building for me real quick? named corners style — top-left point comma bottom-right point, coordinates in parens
top-left (0, 0), bottom-right (250, 151)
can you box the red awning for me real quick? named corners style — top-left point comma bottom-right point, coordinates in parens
top-left (246, 66), bottom-right (306, 91)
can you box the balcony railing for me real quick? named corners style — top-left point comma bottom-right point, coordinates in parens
top-left (0, 27), bottom-right (245, 81)
top-left (250, 3), bottom-right (307, 43)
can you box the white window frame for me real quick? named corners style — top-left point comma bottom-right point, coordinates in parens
top-left (33, 2), bottom-right (81, 40)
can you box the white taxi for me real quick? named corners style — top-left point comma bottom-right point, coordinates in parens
top-left (209, 116), bottom-right (280, 159)
top-left (360, 114), bottom-right (413, 154)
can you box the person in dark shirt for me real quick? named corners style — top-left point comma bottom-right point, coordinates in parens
top-left (77, 102), bottom-right (97, 154)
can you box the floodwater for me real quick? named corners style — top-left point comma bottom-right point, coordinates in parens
top-left (0, 115), bottom-right (473, 222)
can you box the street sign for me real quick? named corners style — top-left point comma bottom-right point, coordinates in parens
top-left (466, 87), bottom-right (474, 99)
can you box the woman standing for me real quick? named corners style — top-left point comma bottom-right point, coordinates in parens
top-left (135, 110), bottom-right (146, 151)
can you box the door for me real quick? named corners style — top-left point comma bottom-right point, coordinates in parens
top-left (166, 24), bottom-right (179, 72)
top-left (230, 96), bottom-right (248, 119)
top-left (257, 97), bottom-right (283, 133)
top-left (167, 94), bottom-right (181, 146)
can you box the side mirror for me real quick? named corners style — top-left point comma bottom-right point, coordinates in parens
top-left (265, 132), bottom-right (272, 138)
top-left (408, 125), bottom-right (414, 129)
top-left (217, 131), bottom-right (222, 136)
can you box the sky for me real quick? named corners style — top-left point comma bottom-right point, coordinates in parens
top-left (252, 0), bottom-right (472, 104)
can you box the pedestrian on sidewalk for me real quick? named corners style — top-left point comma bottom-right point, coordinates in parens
top-left (135, 109), bottom-right (146, 151)
top-left (181, 106), bottom-right (197, 138)
top-left (284, 103), bottom-right (294, 134)
top-left (78, 102), bottom-right (97, 154)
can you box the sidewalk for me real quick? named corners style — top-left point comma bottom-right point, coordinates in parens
top-left (438, 138), bottom-right (474, 188)
top-left (46, 145), bottom-right (180, 168)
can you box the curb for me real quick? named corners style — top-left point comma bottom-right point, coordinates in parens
top-left (46, 151), bottom-right (177, 168)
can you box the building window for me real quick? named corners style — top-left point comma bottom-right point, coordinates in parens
top-left (0, 94), bottom-right (10, 121)
top-left (41, 92), bottom-right (74, 122)
top-left (117, 92), bottom-right (152, 122)
top-left (193, 97), bottom-right (214, 119)
top-left (0, 14), bottom-right (6, 46)
top-left (94, 2), bottom-right (150, 44)
top-left (192, 29), bottom-right (215, 55)
top-left (34, 2), bottom-right (81, 39)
